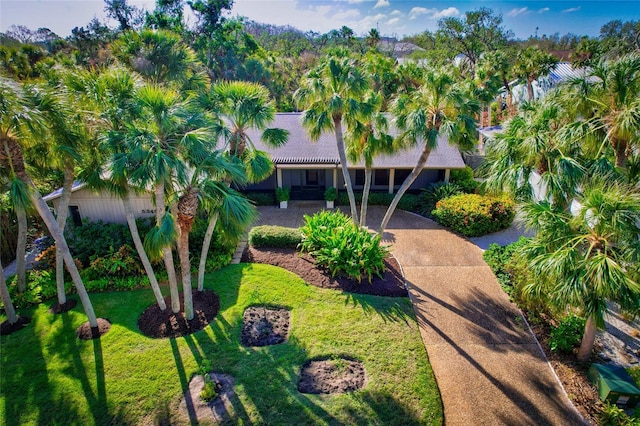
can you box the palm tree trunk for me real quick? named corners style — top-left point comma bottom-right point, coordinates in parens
top-left (378, 146), bottom-right (433, 234)
top-left (612, 137), bottom-right (628, 168)
top-left (55, 164), bottom-right (74, 305)
top-left (123, 191), bottom-right (166, 310)
top-left (333, 116), bottom-right (359, 225)
top-left (360, 167), bottom-right (372, 228)
top-left (198, 211), bottom-right (219, 291)
top-left (177, 188), bottom-right (198, 321)
top-left (155, 181), bottom-right (180, 313)
top-left (7, 138), bottom-right (98, 327)
top-left (527, 78), bottom-right (534, 101)
top-left (1, 263), bottom-right (18, 324)
top-left (15, 205), bottom-right (27, 293)
top-left (577, 314), bottom-right (597, 362)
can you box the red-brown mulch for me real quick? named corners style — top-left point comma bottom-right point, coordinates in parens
top-left (241, 247), bottom-right (407, 297)
top-left (298, 358), bottom-right (367, 394)
top-left (49, 299), bottom-right (78, 314)
top-left (76, 318), bottom-right (112, 340)
top-left (137, 290), bottom-right (220, 339)
top-left (0, 316), bottom-right (31, 336)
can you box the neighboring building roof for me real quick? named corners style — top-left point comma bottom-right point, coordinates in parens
top-left (43, 180), bottom-right (87, 202)
top-left (247, 113), bottom-right (466, 170)
top-left (377, 40), bottom-right (425, 58)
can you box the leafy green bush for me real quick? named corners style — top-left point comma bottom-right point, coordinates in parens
top-left (244, 192), bottom-right (275, 206)
top-left (300, 211), bottom-right (388, 283)
top-left (549, 314), bottom-right (585, 353)
top-left (450, 166), bottom-right (479, 194)
top-left (599, 402), bottom-right (639, 426)
top-left (483, 237), bottom-right (529, 292)
top-left (84, 244), bottom-right (144, 279)
top-left (64, 220), bottom-right (137, 267)
top-left (249, 225), bottom-right (302, 249)
top-left (418, 182), bottom-right (462, 217)
top-left (324, 186), bottom-right (337, 201)
top-left (276, 187), bottom-right (290, 202)
top-left (432, 194), bottom-right (515, 237)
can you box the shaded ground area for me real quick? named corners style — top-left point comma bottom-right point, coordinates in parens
top-left (241, 246), bottom-right (407, 297)
top-left (49, 298), bottom-right (77, 314)
top-left (241, 306), bottom-right (290, 347)
top-left (0, 315), bottom-right (31, 336)
top-left (176, 373), bottom-right (236, 424)
top-left (298, 358), bottom-right (366, 394)
top-left (138, 290), bottom-right (220, 338)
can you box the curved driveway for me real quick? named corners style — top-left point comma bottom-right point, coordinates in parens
top-left (256, 203), bottom-right (584, 425)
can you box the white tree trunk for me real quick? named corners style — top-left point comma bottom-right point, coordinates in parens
top-left (360, 167), bottom-right (372, 228)
top-left (30, 188), bottom-right (98, 327)
top-left (378, 146), bottom-right (433, 234)
top-left (155, 181), bottom-right (180, 313)
top-left (1, 262), bottom-right (18, 324)
top-left (333, 116), bottom-right (359, 226)
top-left (55, 165), bottom-right (74, 305)
top-left (578, 314), bottom-right (597, 362)
top-left (123, 191), bottom-right (166, 310)
top-left (15, 205), bottom-right (27, 293)
top-left (198, 211), bottom-right (219, 291)
top-left (178, 223), bottom-right (193, 320)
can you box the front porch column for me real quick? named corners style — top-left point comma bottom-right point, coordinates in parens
top-left (276, 168), bottom-right (283, 188)
top-left (444, 169), bottom-right (451, 183)
top-left (332, 167), bottom-right (338, 188)
top-left (388, 169), bottom-right (395, 194)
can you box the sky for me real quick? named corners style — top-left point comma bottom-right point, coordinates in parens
top-left (0, 0), bottom-right (637, 40)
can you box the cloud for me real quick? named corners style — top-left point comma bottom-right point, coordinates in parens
top-left (346, 0), bottom-right (368, 3)
top-left (507, 7), bottom-right (529, 17)
top-left (409, 7), bottom-right (433, 19)
top-left (387, 17), bottom-right (400, 25)
top-left (432, 7), bottom-right (459, 19)
top-left (373, 0), bottom-right (390, 8)
top-left (390, 9), bottom-right (403, 16)
top-left (538, 7), bottom-right (550, 13)
top-left (562, 6), bottom-right (581, 13)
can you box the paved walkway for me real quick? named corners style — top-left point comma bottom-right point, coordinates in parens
top-left (255, 202), bottom-right (584, 425)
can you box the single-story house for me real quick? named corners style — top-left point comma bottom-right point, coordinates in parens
top-left (44, 112), bottom-right (467, 222)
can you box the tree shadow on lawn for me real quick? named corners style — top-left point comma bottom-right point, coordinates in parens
top-left (342, 292), bottom-right (413, 325)
top-left (1, 298), bottom-right (126, 425)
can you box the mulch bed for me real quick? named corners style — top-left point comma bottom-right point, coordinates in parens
top-left (49, 298), bottom-right (78, 314)
top-left (177, 373), bottom-right (236, 424)
top-left (241, 306), bottom-right (290, 347)
top-left (298, 358), bottom-right (367, 394)
top-left (0, 316), bottom-right (31, 336)
top-left (76, 318), bottom-right (112, 340)
top-left (241, 247), bottom-right (407, 297)
top-left (138, 290), bottom-right (220, 339)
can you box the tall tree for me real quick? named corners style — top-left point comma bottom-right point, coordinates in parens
top-left (436, 7), bottom-right (512, 75)
top-left (522, 181), bottom-right (640, 362)
top-left (295, 50), bottom-right (372, 225)
top-left (0, 262), bottom-right (18, 325)
top-left (0, 82), bottom-right (99, 328)
top-left (104, 0), bottom-right (145, 32)
top-left (378, 69), bottom-right (479, 234)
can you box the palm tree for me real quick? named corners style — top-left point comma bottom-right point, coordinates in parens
top-left (345, 104), bottom-right (393, 227)
top-left (3, 177), bottom-right (30, 293)
top-left (0, 82), bottom-right (99, 328)
top-left (482, 96), bottom-right (586, 210)
top-left (295, 50), bottom-right (372, 226)
top-left (377, 68), bottom-right (479, 234)
top-left (583, 54), bottom-right (640, 168)
top-left (480, 51), bottom-right (516, 117)
top-left (521, 181), bottom-right (640, 362)
top-left (513, 46), bottom-right (558, 101)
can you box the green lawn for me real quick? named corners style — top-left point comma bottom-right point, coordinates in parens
top-left (1, 263), bottom-right (442, 425)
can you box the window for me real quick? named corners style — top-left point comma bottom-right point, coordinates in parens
top-left (374, 169), bottom-right (389, 186)
top-left (306, 170), bottom-right (318, 185)
top-left (69, 206), bottom-right (82, 227)
top-left (355, 170), bottom-right (364, 186)
top-left (394, 169), bottom-right (411, 186)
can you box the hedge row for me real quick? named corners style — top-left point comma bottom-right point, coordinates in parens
top-left (248, 225), bottom-right (302, 248)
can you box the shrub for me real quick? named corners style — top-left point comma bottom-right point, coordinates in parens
top-left (418, 182), bottom-right (462, 217)
top-left (244, 192), bottom-right (275, 206)
top-left (249, 225), bottom-right (302, 249)
top-left (276, 187), bottom-right (290, 202)
top-left (84, 244), bottom-right (144, 279)
top-left (432, 193), bottom-right (515, 237)
top-left (483, 237), bottom-right (529, 292)
top-left (64, 220), bottom-right (135, 267)
top-left (549, 314), bottom-right (585, 353)
top-left (450, 166), bottom-right (479, 194)
top-left (599, 402), bottom-right (639, 426)
top-left (324, 186), bottom-right (337, 201)
top-left (300, 211), bottom-right (388, 282)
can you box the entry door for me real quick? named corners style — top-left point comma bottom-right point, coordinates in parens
top-left (306, 170), bottom-right (319, 186)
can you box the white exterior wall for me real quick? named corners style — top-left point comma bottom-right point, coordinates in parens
top-left (51, 188), bottom-right (156, 224)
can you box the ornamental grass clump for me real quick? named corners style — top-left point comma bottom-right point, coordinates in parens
top-left (432, 193), bottom-right (515, 237)
top-left (299, 211), bottom-right (388, 283)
